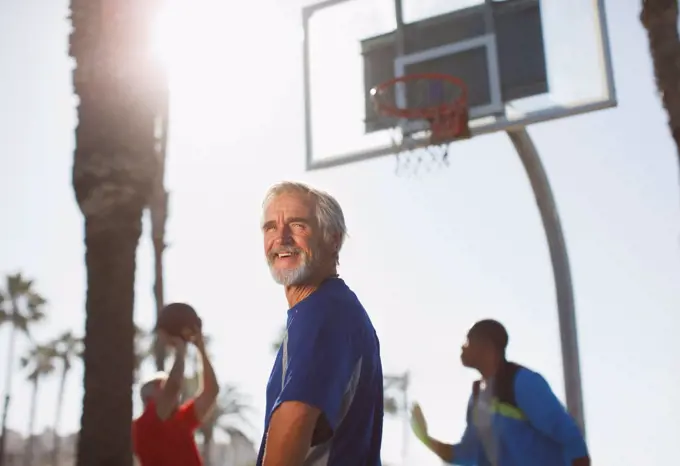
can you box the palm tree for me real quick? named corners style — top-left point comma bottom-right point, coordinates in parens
top-left (197, 384), bottom-right (254, 466)
top-left (49, 331), bottom-right (82, 466)
top-left (150, 79), bottom-right (170, 373)
top-left (68, 2), bottom-right (166, 464)
top-left (21, 344), bottom-right (57, 466)
top-left (0, 273), bottom-right (47, 465)
top-left (641, 1), bottom-right (680, 158)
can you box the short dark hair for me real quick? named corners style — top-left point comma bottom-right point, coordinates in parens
top-left (468, 319), bottom-right (509, 353)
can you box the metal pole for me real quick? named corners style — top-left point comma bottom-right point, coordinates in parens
top-left (506, 128), bottom-right (586, 436)
top-left (384, 371), bottom-right (410, 465)
top-left (393, 0), bottom-right (405, 55)
top-left (401, 371), bottom-right (409, 465)
top-left (302, 7), bottom-right (314, 171)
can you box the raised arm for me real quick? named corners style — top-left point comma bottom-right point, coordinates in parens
top-left (191, 331), bottom-right (220, 422)
top-left (155, 335), bottom-right (186, 420)
top-left (514, 369), bottom-right (590, 466)
top-left (411, 401), bottom-right (479, 465)
top-left (262, 316), bottom-right (360, 466)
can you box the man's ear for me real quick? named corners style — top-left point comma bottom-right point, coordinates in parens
top-left (331, 233), bottom-right (342, 252)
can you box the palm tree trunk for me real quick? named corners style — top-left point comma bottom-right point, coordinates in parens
top-left (70, 1), bottom-right (163, 465)
top-left (151, 96), bottom-right (169, 372)
top-left (152, 220), bottom-right (167, 372)
top-left (51, 367), bottom-right (69, 466)
top-left (75, 215), bottom-right (143, 466)
top-left (641, 0), bottom-right (680, 158)
top-left (0, 315), bottom-right (19, 465)
top-left (24, 378), bottom-right (39, 466)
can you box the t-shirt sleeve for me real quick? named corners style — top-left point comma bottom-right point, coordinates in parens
top-left (514, 369), bottom-right (588, 460)
top-left (273, 310), bottom-right (361, 433)
top-left (175, 399), bottom-right (201, 431)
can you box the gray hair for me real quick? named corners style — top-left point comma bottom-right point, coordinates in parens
top-left (262, 182), bottom-right (347, 262)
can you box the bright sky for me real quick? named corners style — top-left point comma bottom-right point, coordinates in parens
top-left (1, 0), bottom-right (679, 465)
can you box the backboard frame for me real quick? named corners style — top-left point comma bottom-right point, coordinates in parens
top-left (302, 0), bottom-right (617, 171)
top-left (394, 34), bottom-right (503, 129)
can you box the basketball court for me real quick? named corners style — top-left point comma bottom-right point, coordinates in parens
top-left (299, 0), bottom-right (617, 438)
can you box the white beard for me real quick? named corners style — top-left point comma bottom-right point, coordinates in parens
top-left (269, 251), bottom-right (316, 286)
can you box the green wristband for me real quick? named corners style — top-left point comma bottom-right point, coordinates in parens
top-left (413, 428), bottom-right (429, 445)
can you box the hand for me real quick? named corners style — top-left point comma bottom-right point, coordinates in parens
top-left (158, 330), bottom-right (187, 354)
top-left (410, 402), bottom-right (429, 444)
top-left (183, 325), bottom-right (205, 350)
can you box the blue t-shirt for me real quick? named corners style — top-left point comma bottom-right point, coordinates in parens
top-left (256, 278), bottom-right (383, 466)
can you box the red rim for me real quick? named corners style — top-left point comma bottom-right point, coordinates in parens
top-left (371, 73), bottom-right (468, 120)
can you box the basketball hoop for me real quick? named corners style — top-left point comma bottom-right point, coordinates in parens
top-left (370, 73), bottom-right (471, 175)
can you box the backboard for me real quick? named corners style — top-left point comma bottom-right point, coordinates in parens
top-left (302, 0), bottom-right (616, 171)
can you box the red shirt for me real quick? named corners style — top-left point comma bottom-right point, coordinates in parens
top-left (133, 399), bottom-right (202, 466)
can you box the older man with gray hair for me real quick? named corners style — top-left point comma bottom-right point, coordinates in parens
top-left (256, 181), bottom-right (384, 466)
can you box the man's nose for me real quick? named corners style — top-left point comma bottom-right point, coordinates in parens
top-left (273, 224), bottom-right (293, 245)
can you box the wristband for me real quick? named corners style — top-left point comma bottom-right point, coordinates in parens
top-left (412, 426), bottom-right (429, 445)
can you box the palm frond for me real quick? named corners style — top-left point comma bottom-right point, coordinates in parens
top-left (23, 343), bottom-right (57, 381)
top-left (0, 274), bottom-right (47, 338)
top-left (50, 331), bottom-right (83, 372)
top-left (12, 314), bottom-right (30, 333)
top-left (197, 383), bottom-right (256, 441)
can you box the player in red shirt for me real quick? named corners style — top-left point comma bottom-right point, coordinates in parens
top-left (133, 328), bottom-right (219, 466)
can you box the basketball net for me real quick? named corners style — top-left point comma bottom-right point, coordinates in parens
top-left (371, 73), bottom-right (470, 177)
top-left (389, 124), bottom-right (451, 176)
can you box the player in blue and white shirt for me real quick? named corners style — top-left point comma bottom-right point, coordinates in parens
top-left (257, 181), bottom-right (383, 466)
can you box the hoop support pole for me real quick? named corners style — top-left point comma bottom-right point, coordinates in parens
top-left (506, 127), bottom-right (586, 437)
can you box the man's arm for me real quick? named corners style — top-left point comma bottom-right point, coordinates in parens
top-left (191, 332), bottom-right (220, 422)
top-left (264, 401), bottom-right (321, 466)
top-left (412, 400), bottom-right (479, 465)
top-left (262, 314), bottom-right (359, 466)
top-left (421, 427), bottom-right (478, 466)
top-left (156, 336), bottom-right (186, 420)
top-left (514, 369), bottom-right (590, 466)
top-left (423, 437), bottom-right (454, 463)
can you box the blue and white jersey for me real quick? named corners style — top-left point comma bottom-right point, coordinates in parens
top-left (257, 278), bottom-right (383, 466)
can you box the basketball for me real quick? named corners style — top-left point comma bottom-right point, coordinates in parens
top-left (156, 302), bottom-right (202, 340)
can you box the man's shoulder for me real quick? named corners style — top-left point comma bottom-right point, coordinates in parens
top-left (510, 364), bottom-right (557, 400)
top-left (511, 364), bottom-right (544, 384)
top-left (133, 404), bottom-right (160, 439)
top-left (469, 362), bottom-right (539, 404)
top-left (299, 282), bottom-right (370, 328)
top-left (135, 402), bottom-right (158, 423)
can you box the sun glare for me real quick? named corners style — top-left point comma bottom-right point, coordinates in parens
top-left (150, 5), bottom-right (177, 67)
top-left (150, 0), bottom-right (199, 70)
top-left (149, 0), bottom-right (290, 77)
top-left (147, 0), bottom-right (296, 137)
top-left (148, 0), bottom-right (248, 131)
